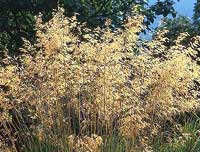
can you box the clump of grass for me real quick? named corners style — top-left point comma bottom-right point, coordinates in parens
top-left (0, 7), bottom-right (199, 152)
top-left (153, 114), bottom-right (200, 152)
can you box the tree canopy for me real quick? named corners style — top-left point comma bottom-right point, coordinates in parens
top-left (0, 0), bottom-right (179, 58)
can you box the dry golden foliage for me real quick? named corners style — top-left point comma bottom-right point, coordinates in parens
top-left (68, 134), bottom-right (102, 152)
top-left (0, 7), bottom-right (199, 151)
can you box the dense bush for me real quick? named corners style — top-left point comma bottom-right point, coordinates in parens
top-left (0, 8), bottom-right (199, 152)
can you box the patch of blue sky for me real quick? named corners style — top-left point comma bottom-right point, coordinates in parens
top-left (141, 0), bottom-right (196, 40)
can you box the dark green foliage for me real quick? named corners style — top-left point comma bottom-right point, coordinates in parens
top-left (144, 0), bottom-right (177, 30)
top-left (155, 0), bottom-right (200, 44)
top-left (194, 0), bottom-right (200, 23)
top-left (0, 0), bottom-right (57, 59)
top-left (155, 16), bottom-right (194, 45)
top-left (61, 0), bottom-right (178, 29)
top-left (153, 118), bottom-right (200, 152)
top-left (0, 0), bottom-right (179, 59)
